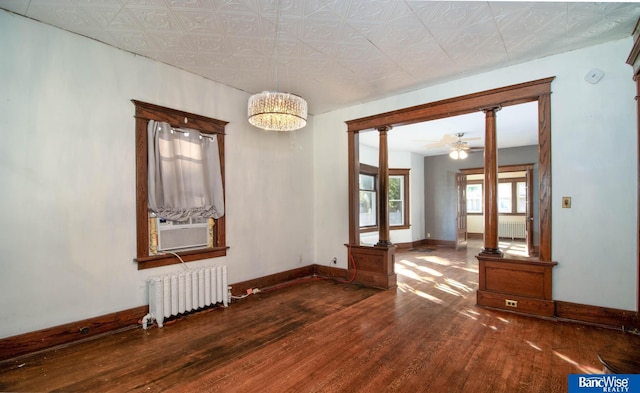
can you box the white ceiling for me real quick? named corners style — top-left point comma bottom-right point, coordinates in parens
top-left (2, 1), bottom-right (639, 155)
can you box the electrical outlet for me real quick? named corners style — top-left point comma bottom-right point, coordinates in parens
top-left (332, 257), bottom-right (337, 265)
top-left (505, 299), bottom-right (518, 308)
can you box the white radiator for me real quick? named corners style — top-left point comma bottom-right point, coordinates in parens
top-left (144, 265), bottom-right (228, 329)
top-left (498, 220), bottom-right (526, 240)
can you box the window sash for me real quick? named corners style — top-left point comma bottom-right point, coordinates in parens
top-left (389, 175), bottom-right (404, 226)
top-left (466, 183), bottom-right (483, 213)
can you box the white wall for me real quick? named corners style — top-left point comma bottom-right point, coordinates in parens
top-left (313, 38), bottom-right (637, 311)
top-left (0, 12), bottom-right (314, 338)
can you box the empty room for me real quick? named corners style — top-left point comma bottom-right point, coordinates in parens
top-left (1, 1), bottom-right (640, 392)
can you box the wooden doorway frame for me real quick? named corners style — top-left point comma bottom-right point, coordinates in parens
top-left (346, 77), bottom-right (554, 261)
top-left (460, 164), bottom-right (536, 256)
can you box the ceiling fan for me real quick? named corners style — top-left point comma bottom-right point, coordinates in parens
top-left (448, 133), bottom-right (483, 159)
top-left (423, 133), bottom-right (482, 159)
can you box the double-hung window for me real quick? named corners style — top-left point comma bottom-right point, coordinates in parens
top-left (389, 168), bottom-right (410, 229)
top-left (359, 165), bottom-right (410, 230)
top-left (359, 165), bottom-right (377, 228)
top-left (466, 183), bottom-right (483, 214)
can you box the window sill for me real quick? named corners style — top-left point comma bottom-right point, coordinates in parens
top-left (359, 225), bottom-right (410, 232)
top-left (135, 247), bottom-right (228, 270)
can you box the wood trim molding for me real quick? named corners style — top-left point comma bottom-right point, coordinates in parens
top-left (345, 77), bottom-right (554, 132)
top-left (346, 78), bottom-right (554, 263)
top-left (626, 17), bottom-right (640, 74)
top-left (0, 306), bottom-right (148, 362)
top-left (229, 266), bottom-right (316, 296)
top-left (555, 301), bottom-right (639, 331)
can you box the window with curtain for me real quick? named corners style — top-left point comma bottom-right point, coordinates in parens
top-left (133, 100), bottom-right (228, 270)
top-left (147, 120), bottom-right (224, 221)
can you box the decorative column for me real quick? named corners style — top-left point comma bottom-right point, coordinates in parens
top-left (376, 125), bottom-right (393, 247)
top-left (479, 106), bottom-right (503, 257)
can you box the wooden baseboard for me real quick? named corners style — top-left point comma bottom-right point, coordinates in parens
top-left (394, 239), bottom-right (428, 250)
top-left (229, 265), bottom-right (316, 296)
top-left (0, 265), bottom-right (340, 362)
top-left (0, 305), bottom-right (148, 362)
top-left (555, 301), bottom-right (640, 331)
top-left (425, 238), bottom-right (456, 248)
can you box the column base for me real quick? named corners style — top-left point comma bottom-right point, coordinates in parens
top-left (479, 248), bottom-right (503, 257)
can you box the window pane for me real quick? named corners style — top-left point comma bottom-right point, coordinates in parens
top-left (498, 182), bottom-right (512, 213)
top-left (389, 177), bottom-right (401, 200)
top-left (389, 201), bottom-right (403, 226)
top-left (359, 174), bottom-right (375, 191)
top-left (516, 182), bottom-right (527, 213)
top-left (466, 184), bottom-right (482, 213)
top-left (389, 175), bottom-right (404, 226)
top-left (359, 191), bottom-right (376, 226)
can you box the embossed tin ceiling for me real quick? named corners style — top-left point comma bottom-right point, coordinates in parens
top-left (2, 1), bottom-right (639, 155)
top-left (2, 1), bottom-right (638, 116)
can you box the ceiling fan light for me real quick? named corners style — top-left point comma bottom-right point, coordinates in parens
top-left (459, 150), bottom-right (468, 159)
top-left (449, 150), bottom-right (459, 160)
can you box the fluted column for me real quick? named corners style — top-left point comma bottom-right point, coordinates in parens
top-left (376, 125), bottom-right (393, 247)
top-left (480, 106), bottom-right (503, 257)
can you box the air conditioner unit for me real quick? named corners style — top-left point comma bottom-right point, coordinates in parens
top-left (157, 217), bottom-right (209, 251)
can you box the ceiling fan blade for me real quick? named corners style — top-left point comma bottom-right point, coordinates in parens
top-left (424, 133), bottom-right (459, 148)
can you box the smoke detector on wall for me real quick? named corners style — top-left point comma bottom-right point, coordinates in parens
top-left (584, 68), bottom-right (604, 84)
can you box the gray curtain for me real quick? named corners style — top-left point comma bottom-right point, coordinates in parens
top-left (148, 120), bottom-right (224, 221)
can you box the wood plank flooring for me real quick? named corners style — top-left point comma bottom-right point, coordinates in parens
top-left (1, 240), bottom-right (638, 392)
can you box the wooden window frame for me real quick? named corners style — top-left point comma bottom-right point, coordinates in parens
top-left (132, 100), bottom-right (228, 270)
top-left (498, 178), bottom-right (527, 216)
top-left (389, 168), bottom-right (410, 230)
top-left (359, 164), bottom-right (410, 232)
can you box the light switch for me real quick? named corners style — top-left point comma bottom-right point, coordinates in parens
top-left (562, 197), bottom-right (571, 208)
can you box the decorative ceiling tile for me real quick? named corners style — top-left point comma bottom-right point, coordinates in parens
top-left (364, 14), bottom-right (434, 49)
top-left (125, 5), bottom-right (184, 32)
top-left (26, 3), bottom-right (105, 36)
top-left (409, 1), bottom-right (494, 32)
top-left (172, 9), bottom-right (223, 34)
top-left (165, 0), bottom-right (215, 10)
top-left (2, 0), bottom-right (640, 115)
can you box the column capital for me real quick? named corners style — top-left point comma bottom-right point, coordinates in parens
top-left (377, 125), bottom-right (392, 133)
top-left (480, 105), bottom-right (502, 114)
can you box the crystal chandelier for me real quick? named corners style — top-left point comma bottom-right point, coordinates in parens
top-left (248, 91), bottom-right (307, 131)
top-left (247, 0), bottom-right (307, 132)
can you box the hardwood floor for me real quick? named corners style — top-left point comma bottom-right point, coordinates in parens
top-left (1, 240), bottom-right (638, 392)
